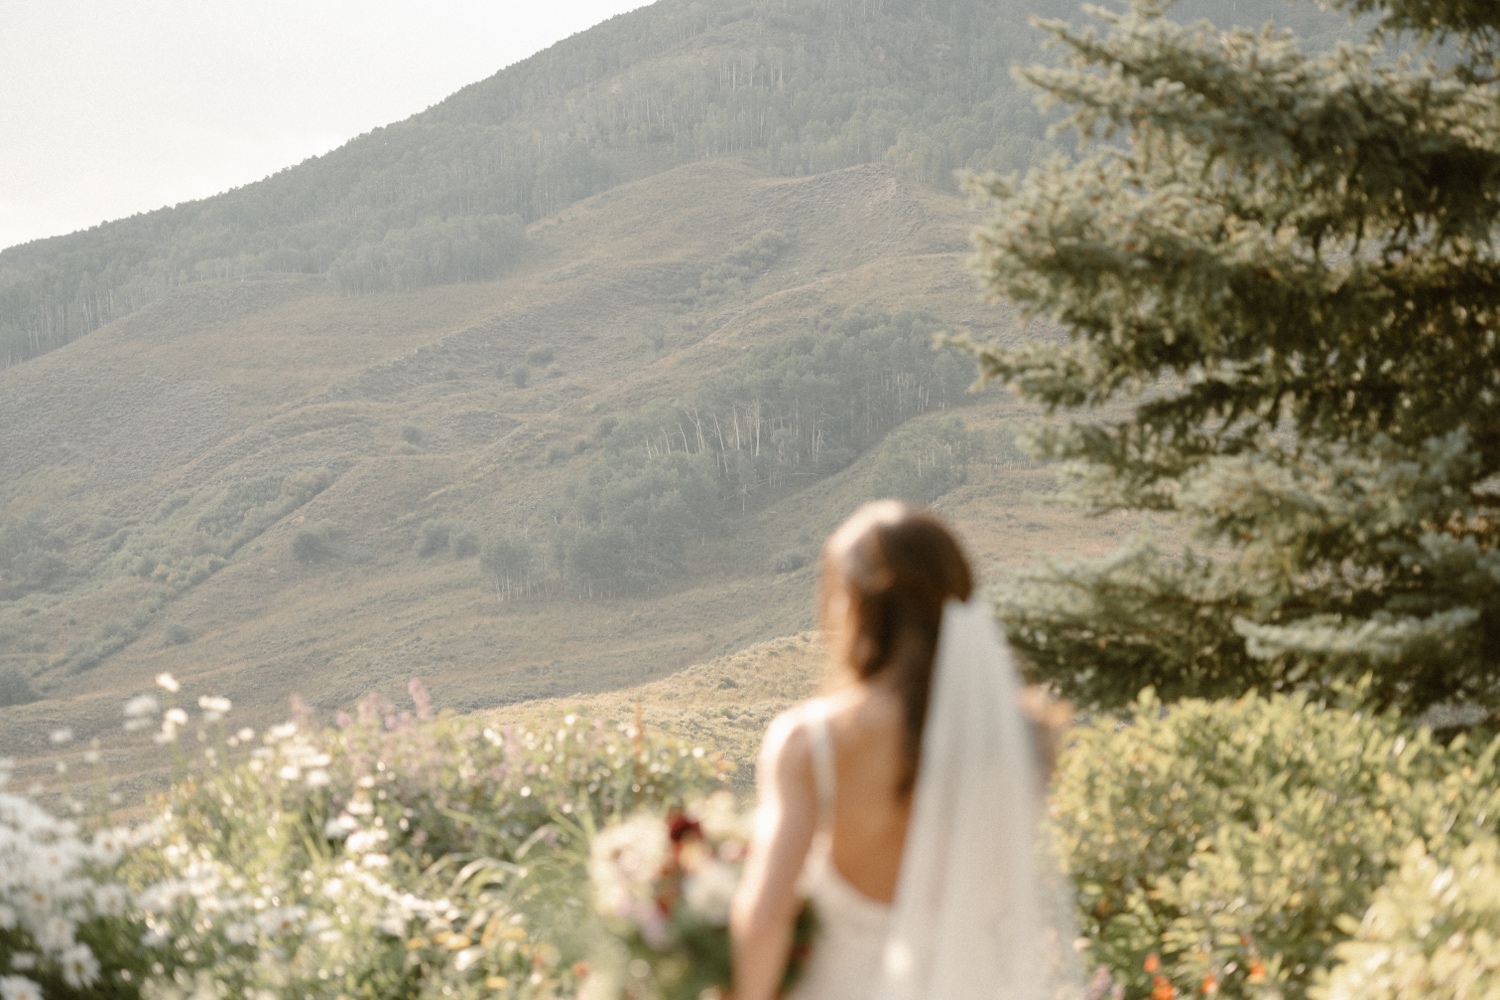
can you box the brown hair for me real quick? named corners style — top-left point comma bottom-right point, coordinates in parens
top-left (820, 501), bottom-right (974, 796)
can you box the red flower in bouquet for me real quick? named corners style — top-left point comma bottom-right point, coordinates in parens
top-left (590, 793), bottom-right (817, 1000)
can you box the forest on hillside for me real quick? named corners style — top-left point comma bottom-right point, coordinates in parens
top-left (0, 0), bottom-right (1350, 369)
top-left (483, 311), bottom-right (976, 599)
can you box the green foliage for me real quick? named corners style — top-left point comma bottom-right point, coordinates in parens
top-left (610, 310), bottom-right (971, 494)
top-left (327, 214), bottom-right (527, 295)
top-left (972, 424), bottom-right (1037, 469)
top-left (65, 617), bottom-right (144, 673)
top-left (291, 525), bottom-right (335, 564)
top-left (450, 529), bottom-right (481, 559)
top-left (869, 414), bottom-right (970, 504)
top-left (162, 623), bottom-right (193, 646)
top-left (511, 365), bottom-right (530, 389)
top-left (1315, 839), bottom-right (1500, 1000)
top-left (1054, 691), bottom-right (1500, 1000)
top-left (400, 424), bottom-right (424, 445)
top-left (480, 533), bottom-right (535, 601)
top-left (1331, 0), bottom-right (1500, 58)
top-left (679, 230), bottom-right (793, 303)
top-left (968, 0), bottom-right (1500, 713)
top-left (543, 311), bottom-right (972, 596)
top-left (195, 469), bottom-right (334, 560)
top-left (525, 345), bottom-right (555, 367)
top-left (557, 456), bottom-right (713, 597)
top-left (0, 663), bottom-right (38, 706)
top-left (126, 697), bottom-right (728, 1000)
top-left (416, 520), bottom-right (453, 559)
top-left (194, 474), bottom-right (284, 537)
top-left (0, 516), bottom-right (68, 601)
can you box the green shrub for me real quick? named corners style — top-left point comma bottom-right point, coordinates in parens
top-left (1316, 839), bottom-right (1500, 1000)
top-left (64, 617), bottom-right (142, 673)
top-left (0, 664), bottom-right (38, 706)
top-left (163, 623), bottom-right (193, 646)
top-left (0, 516), bottom-right (68, 599)
top-left (526, 345), bottom-right (555, 366)
top-left (512, 364), bottom-right (531, 388)
top-left (770, 550), bottom-right (808, 574)
top-left (194, 470), bottom-right (333, 557)
top-left (290, 526), bottom-right (334, 563)
top-left (685, 229), bottom-right (793, 301)
top-left (399, 424), bottom-right (424, 445)
top-left (194, 474), bottom-right (283, 537)
top-left (450, 529), bottom-right (480, 559)
top-left (1055, 692), bottom-right (1500, 1000)
top-left (416, 519), bottom-right (452, 558)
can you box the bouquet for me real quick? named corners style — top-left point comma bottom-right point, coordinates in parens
top-left (589, 792), bottom-right (816, 1000)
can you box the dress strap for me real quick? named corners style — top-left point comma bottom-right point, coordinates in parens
top-left (806, 710), bottom-right (837, 831)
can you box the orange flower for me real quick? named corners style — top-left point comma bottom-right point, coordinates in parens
top-left (1144, 954), bottom-right (1161, 974)
top-left (1202, 974), bottom-right (1218, 995)
top-left (1247, 961), bottom-right (1266, 985)
top-left (1151, 975), bottom-right (1177, 1000)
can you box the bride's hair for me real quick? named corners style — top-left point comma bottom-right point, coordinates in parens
top-left (820, 500), bottom-right (974, 795)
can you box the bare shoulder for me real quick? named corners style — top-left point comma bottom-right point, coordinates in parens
top-left (758, 701), bottom-right (829, 783)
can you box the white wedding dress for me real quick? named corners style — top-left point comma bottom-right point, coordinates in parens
top-left (788, 599), bottom-right (1080, 1000)
top-left (783, 711), bottom-right (893, 1000)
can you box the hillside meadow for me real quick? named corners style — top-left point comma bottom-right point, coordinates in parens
top-left (0, 159), bottom-right (1149, 796)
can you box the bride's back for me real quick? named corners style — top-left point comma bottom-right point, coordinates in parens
top-left (803, 500), bottom-right (975, 902)
top-left (732, 501), bottom-right (977, 1000)
top-left (812, 684), bottom-right (911, 903)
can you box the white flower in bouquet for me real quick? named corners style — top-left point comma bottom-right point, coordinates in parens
top-left (694, 791), bottom-right (751, 845)
top-left (589, 813), bottom-right (670, 917)
top-left (683, 858), bottom-right (739, 924)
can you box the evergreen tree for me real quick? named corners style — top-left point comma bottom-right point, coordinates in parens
top-left (967, 0), bottom-right (1500, 714)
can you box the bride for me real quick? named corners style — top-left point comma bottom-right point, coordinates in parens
top-left (729, 501), bottom-right (1075, 1000)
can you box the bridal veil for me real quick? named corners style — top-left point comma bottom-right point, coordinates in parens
top-left (876, 598), bottom-right (1081, 1000)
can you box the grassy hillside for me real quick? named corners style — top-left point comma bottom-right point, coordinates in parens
top-left (489, 629), bottom-right (828, 779)
top-left (0, 0), bottom-right (1351, 367)
top-left (0, 157), bottom-right (1149, 791)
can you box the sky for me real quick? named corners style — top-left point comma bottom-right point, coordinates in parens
top-left (0, 0), bottom-right (648, 252)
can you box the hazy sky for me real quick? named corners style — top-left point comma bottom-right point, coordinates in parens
top-left (0, 0), bottom-right (647, 252)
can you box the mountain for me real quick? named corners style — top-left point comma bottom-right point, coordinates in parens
top-left (0, 0), bottom-right (1348, 369)
top-left (0, 0), bottom-right (1354, 785)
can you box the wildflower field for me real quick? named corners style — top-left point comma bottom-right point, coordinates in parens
top-left (4, 675), bottom-right (1499, 1000)
top-left (2, 675), bottom-right (727, 1000)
